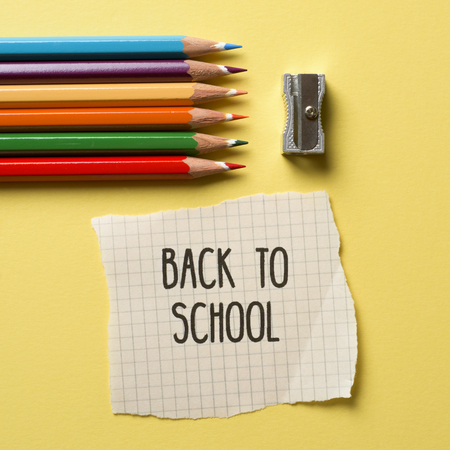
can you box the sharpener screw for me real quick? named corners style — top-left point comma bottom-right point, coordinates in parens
top-left (305, 106), bottom-right (318, 120)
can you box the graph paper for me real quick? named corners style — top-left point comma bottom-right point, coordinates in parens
top-left (92, 191), bottom-right (357, 418)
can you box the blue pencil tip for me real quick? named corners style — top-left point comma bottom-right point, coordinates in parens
top-left (224, 43), bottom-right (242, 50)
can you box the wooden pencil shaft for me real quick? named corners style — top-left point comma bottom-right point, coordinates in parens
top-left (0, 174), bottom-right (192, 181)
top-left (0, 131), bottom-right (237, 156)
top-left (0, 60), bottom-right (245, 84)
top-left (0, 83), bottom-right (245, 108)
top-left (0, 107), bottom-right (242, 132)
top-left (0, 36), bottom-right (242, 61)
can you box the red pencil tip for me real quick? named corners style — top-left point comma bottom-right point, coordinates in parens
top-left (225, 163), bottom-right (246, 170)
top-left (231, 114), bottom-right (248, 120)
top-left (235, 90), bottom-right (248, 96)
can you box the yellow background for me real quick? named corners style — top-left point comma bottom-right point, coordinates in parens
top-left (1, 0), bottom-right (449, 448)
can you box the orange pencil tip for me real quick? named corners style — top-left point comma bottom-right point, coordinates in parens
top-left (231, 114), bottom-right (248, 120)
top-left (235, 90), bottom-right (248, 96)
top-left (225, 163), bottom-right (246, 170)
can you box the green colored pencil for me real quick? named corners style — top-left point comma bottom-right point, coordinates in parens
top-left (0, 132), bottom-right (248, 156)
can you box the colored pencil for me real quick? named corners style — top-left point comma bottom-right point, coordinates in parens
top-left (0, 107), bottom-right (248, 132)
top-left (0, 60), bottom-right (247, 84)
top-left (0, 156), bottom-right (246, 181)
top-left (0, 36), bottom-right (242, 61)
top-left (0, 132), bottom-right (248, 156)
top-left (0, 83), bottom-right (247, 108)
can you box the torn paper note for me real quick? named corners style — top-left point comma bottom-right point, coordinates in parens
top-left (92, 191), bottom-right (357, 419)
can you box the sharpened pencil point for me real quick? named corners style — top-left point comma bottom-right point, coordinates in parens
top-left (225, 163), bottom-right (246, 170)
top-left (231, 114), bottom-right (248, 120)
top-left (231, 140), bottom-right (248, 147)
top-left (211, 42), bottom-right (242, 51)
top-left (226, 89), bottom-right (248, 98)
top-left (224, 43), bottom-right (242, 50)
top-left (224, 66), bottom-right (247, 74)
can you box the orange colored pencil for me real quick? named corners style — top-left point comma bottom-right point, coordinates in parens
top-left (0, 83), bottom-right (247, 108)
top-left (0, 107), bottom-right (248, 132)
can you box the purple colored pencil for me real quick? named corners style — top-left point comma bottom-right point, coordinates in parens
top-left (0, 60), bottom-right (246, 85)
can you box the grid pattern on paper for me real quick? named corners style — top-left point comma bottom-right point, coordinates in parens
top-left (92, 191), bottom-right (357, 419)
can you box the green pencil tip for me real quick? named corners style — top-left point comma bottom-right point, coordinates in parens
top-left (232, 140), bottom-right (248, 147)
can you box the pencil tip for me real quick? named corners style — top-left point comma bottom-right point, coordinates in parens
top-left (229, 139), bottom-right (248, 147)
top-left (224, 43), bottom-right (242, 50)
top-left (231, 114), bottom-right (248, 120)
top-left (225, 163), bottom-right (246, 170)
top-left (226, 89), bottom-right (247, 98)
top-left (224, 66), bottom-right (247, 74)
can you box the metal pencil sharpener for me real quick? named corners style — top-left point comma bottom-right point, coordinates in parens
top-left (282, 74), bottom-right (325, 155)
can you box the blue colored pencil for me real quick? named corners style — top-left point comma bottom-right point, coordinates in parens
top-left (0, 36), bottom-right (242, 61)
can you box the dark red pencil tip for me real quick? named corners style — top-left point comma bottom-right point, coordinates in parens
top-left (231, 114), bottom-right (248, 120)
top-left (225, 66), bottom-right (247, 74)
top-left (225, 163), bottom-right (246, 170)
